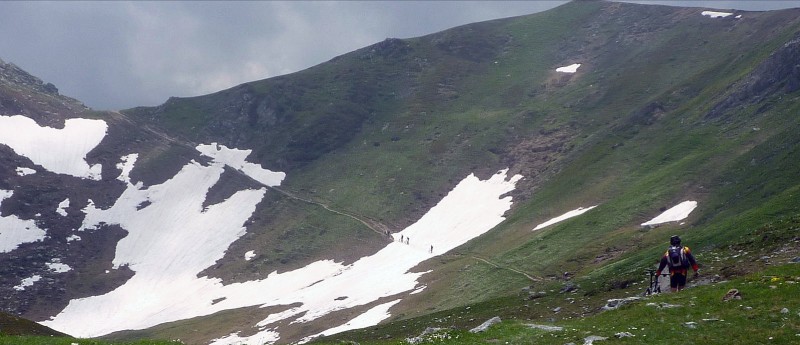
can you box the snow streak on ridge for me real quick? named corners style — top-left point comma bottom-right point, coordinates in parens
top-left (533, 206), bottom-right (597, 230)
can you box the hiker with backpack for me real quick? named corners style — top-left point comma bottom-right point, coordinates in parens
top-left (655, 235), bottom-right (699, 292)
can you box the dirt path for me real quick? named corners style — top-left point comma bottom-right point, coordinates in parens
top-left (110, 111), bottom-right (393, 239)
top-left (268, 186), bottom-right (393, 239)
top-left (470, 255), bottom-right (541, 282)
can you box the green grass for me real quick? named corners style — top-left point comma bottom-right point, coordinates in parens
top-left (313, 261), bottom-right (800, 344)
top-left (0, 337), bottom-right (180, 345)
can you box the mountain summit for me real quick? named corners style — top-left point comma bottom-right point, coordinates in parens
top-left (2, 1), bottom-right (800, 344)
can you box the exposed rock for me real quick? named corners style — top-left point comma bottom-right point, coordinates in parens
top-left (469, 316), bottom-right (501, 333)
top-left (646, 302), bottom-right (682, 309)
top-left (583, 335), bottom-right (608, 344)
top-left (42, 83), bottom-right (58, 95)
top-left (602, 297), bottom-right (642, 311)
top-left (722, 288), bottom-right (742, 301)
top-left (684, 321), bottom-right (698, 329)
top-left (526, 324), bottom-right (563, 332)
top-left (706, 33), bottom-right (800, 119)
top-left (560, 282), bottom-right (578, 293)
top-left (406, 327), bottom-right (446, 344)
top-left (615, 331), bottom-right (635, 338)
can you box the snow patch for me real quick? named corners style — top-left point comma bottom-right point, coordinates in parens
top-left (16, 167), bottom-right (36, 176)
top-left (47, 259), bottom-right (72, 273)
top-left (641, 201), bottom-right (698, 227)
top-left (556, 63), bottom-right (581, 73)
top-left (534, 206), bottom-right (597, 230)
top-left (300, 299), bottom-right (402, 343)
top-left (116, 154), bottom-right (138, 184)
top-left (66, 234), bottom-right (81, 242)
top-left (197, 143), bottom-right (285, 186)
top-left (57, 198), bottom-right (70, 217)
top-left (245, 250), bottom-right (256, 261)
top-left (702, 11), bottom-right (733, 18)
top-left (13, 275), bottom-right (41, 291)
top-left (0, 115), bottom-right (107, 180)
top-left (0, 190), bottom-right (47, 253)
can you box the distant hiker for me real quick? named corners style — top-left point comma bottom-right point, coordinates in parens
top-left (406, 237), bottom-right (410, 245)
top-left (400, 234), bottom-right (404, 243)
top-left (430, 245), bottom-right (433, 253)
top-left (656, 235), bottom-right (699, 292)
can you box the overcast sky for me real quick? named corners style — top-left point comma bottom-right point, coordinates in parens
top-left (1, 1), bottom-right (798, 111)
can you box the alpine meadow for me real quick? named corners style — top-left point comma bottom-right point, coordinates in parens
top-left (1, 1), bottom-right (799, 344)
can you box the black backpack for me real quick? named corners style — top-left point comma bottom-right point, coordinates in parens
top-left (667, 245), bottom-right (688, 269)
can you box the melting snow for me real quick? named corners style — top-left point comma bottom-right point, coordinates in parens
top-left (641, 201), bottom-right (698, 227)
top-left (47, 259), bottom-right (72, 273)
top-left (0, 115), bottom-right (107, 180)
top-left (44, 166), bottom-right (521, 344)
top-left (534, 206), bottom-right (597, 230)
top-left (13, 275), bottom-right (41, 291)
top-left (116, 153), bottom-right (138, 184)
top-left (702, 11), bottom-right (733, 18)
top-left (9, 112), bottom-right (518, 343)
top-left (409, 285), bottom-right (427, 295)
top-left (0, 190), bottom-right (47, 253)
top-left (66, 234), bottom-right (81, 242)
top-left (197, 143), bottom-right (286, 186)
top-left (556, 63), bottom-right (581, 73)
top-left (16, 167), bottom-right (36, 176)
top-left (299, 299), bottom-right (402, 344)
top-left (57, 199), bottom-right (70, 217)
top-left (244, 250), bottom-right (256, 261)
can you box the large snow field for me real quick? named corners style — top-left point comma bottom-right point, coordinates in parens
top-left (211, 170), bottom-right (522, 345)
top-left (0, 115), bottom-right (106, 180)
top-left (43, 157), bottom-right (522, 344)
top-left (0, 112), bottom-right (695, 343)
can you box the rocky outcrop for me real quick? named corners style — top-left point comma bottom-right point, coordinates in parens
top-left (0, 60), bottom-right (58, 96)
top-left (706, 33), bottom-right (800, 119)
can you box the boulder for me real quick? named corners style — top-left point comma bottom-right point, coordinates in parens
top-left (722, 288), bottom-right (742, 301)
top-left (469, 316), bottom-right (501, 333)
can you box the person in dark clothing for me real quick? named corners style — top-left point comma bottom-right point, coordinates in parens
top-left (656, 235), bottom-right (699, 292)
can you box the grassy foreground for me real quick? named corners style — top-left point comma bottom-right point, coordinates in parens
top-left (312, 263), bottom-right (799, 345)
top-left (0, 337), bottom-right (180, 345)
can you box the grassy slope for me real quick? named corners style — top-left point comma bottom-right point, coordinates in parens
top-left (322, 3), bottom-right (800, 342)
top-left (111, 1), bottom-right (800, 343)
top-left (314, 214), bottom-right (800, 344)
